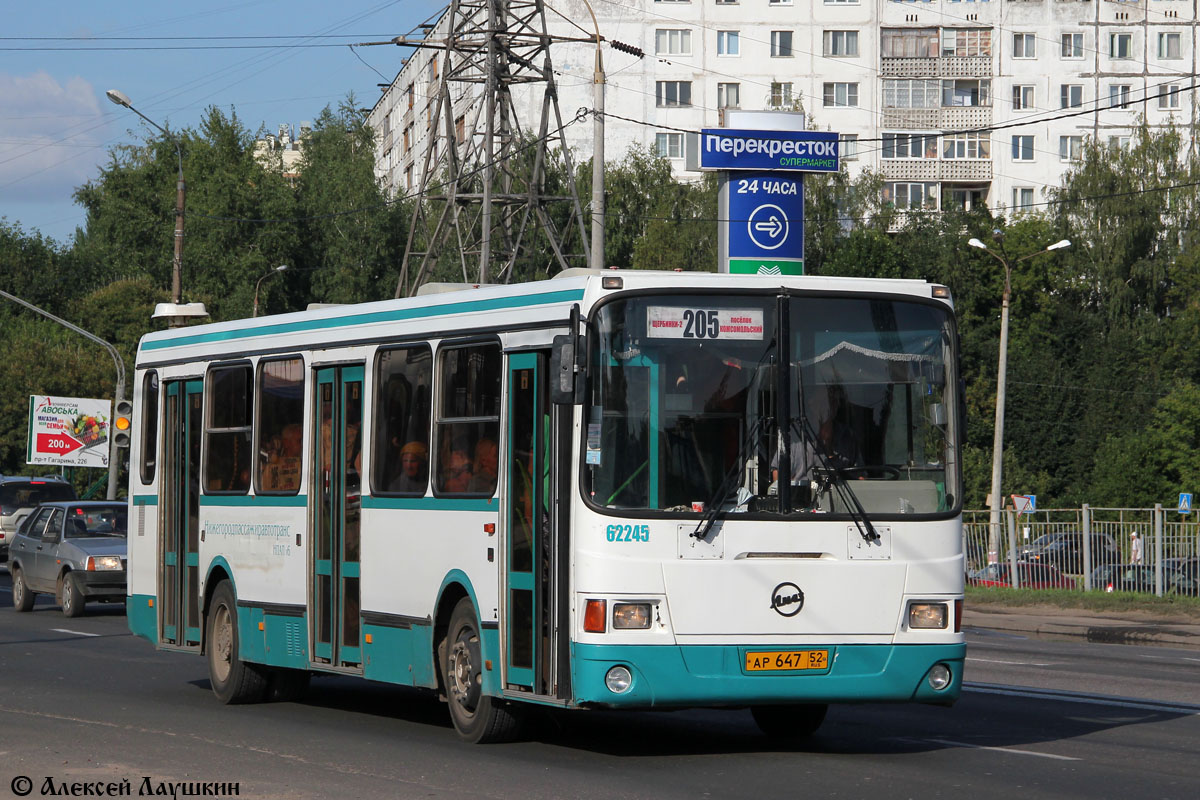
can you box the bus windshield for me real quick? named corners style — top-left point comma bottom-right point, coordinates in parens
top-left (584, 293), bottom-right (960, 517)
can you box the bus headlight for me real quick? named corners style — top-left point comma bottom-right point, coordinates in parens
top-left (612, 602), bottom-right (651, 629)
top-left (908, 602), bottom-right (948, 629)
top-left (928, 664), bottom-right (952, 691)
top-left (605, 665), bottom-right (633, 694)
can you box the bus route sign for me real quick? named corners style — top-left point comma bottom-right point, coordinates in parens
top-left (699, 129), bottom-right (840, 173)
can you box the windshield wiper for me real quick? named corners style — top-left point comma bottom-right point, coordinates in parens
top-left (691, 416), bottom-right (768, 541)
top-left (796, 417), bottom-right (880, 544)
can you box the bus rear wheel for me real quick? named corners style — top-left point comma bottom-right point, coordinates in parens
top-left (751, 703), bottom-right (828, 739)
top-left (207, 581), bottom-right (268, 704)
top-left (442, 598), bottom-right (522, 743)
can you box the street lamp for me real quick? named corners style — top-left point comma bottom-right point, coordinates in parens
top-left (968, 233), bottom-right (1071, 564)
top-left (253, 265), bottom-right (289, 317)
top-left (106, 89), bottom-right (187, 311)
top-left (576, 0), bottom-right (606, 271)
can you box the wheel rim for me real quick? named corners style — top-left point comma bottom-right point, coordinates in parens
top-left (62, 579), bottom-right (72, 610)
top-left (13, 574), bottom-right (23, 605)
top-left (211, 604), bottom-right (233, 684)
top-left (447, 626), bottom-right (481, 715)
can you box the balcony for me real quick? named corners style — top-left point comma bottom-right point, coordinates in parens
top-left (881, 57), bottom-right (993, 78)
top-left (881, 106), bottom-right (993, 131)
top-left (881, 160), bottom-right (993, 182)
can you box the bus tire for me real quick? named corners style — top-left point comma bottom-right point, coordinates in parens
top-left (12, 567), bottom-right (35, 612)
top-left (442, 598), bottom-right (523, 743)
top-left (751, 703), bottom-right (828, 739)
top-left (266, 668), bottom-right (311, 703)
top-left (61, 572), bottom-right (85, 618)
top-left (207, 581), bottom-right (268, 704)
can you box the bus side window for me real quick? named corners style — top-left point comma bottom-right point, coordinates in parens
top-left (434, 342), bottom-right (501, 496)
top-left (140, 370), bottom-right (159, 485)
top-left (205, 364), bottom-right (253, 494)
top-left (257, 357), bottom-right (305, 494)
top-left (374, 345), bottom-right (433, 495)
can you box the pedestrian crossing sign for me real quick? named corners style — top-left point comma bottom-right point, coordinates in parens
top-left (1179, 493), bottom-right (1192, 514)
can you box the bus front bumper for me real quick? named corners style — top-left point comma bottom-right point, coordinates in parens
top-left (571, 642), bottom-right (965, 709)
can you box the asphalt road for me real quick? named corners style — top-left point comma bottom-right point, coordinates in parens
top-left (2, 567), bottom-right (1198, 800)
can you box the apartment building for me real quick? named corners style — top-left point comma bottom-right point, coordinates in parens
top-left (369, 1), bottom-right (1198, 217)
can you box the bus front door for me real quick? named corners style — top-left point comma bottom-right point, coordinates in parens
top-left (161, 379), bottom-right (202, 649)
top-left (504, 352), bottom-right (567, 698)
top-left (312, 366), bottom-right (364, 670)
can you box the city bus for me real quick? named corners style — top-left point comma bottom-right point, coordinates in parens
top-left (125, 269), bottom-right (965, 743)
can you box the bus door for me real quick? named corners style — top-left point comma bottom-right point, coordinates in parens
top-left (503, 352), bottom-right (566, 698)
top-left (161, 379), bottom-right (203, 649)
top-left (312, 366), bottom-right (364, 670)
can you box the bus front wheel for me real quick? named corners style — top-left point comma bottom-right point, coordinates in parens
top-left (207, 581), bottom-right (268, 704)
top-left (751, 703), bottom-right (828, 739)
top-left (441, 598), bottom-right (522, 743)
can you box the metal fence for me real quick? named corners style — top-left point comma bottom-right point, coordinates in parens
top-left (963, 506), bottom-right (1200, 595)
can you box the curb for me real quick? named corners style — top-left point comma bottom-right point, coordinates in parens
top-left (962, 610), bottom-right (1200, 650)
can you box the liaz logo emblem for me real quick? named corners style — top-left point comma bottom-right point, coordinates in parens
top-left (770, 582), bottom-right (805, 617)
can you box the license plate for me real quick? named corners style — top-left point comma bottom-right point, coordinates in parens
top-left (744, 650), bottom-right (829, 672)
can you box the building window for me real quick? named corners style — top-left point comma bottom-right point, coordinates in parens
top-left (1061, 33), bottom-right (1083, 59)
top-left (1159, 84), bottom-right (1182, 109)
top-left (840, 134), bottom-right (858, 160)
top-left (1109, 84), bottom-right (1131, 109)
top-left (943, 79), bottom-right (989, 107)
top-left (655, 29), bottom-right (692, 56)
top-left (1108, 136), bottom-right (1131, 150)
top-left (768, 0), bottom-right (792, 4)
top-left (1013, 33), bottom-right (1035, 59)
top-left (1011, 135), bottom-right (1034, 161)
top-left (656, 132), bottom-right (684, 159)
top-left (1012, 187), bottom-right (1034, 211)
top-left (405, 164), bottom-right (413, 191)
top-left (882, 132), bottom-right (939, 159)
top-left (1110, 33), bottom-right (1132, 60)
top-left (1012, 85), bottom-right (1034, 111)
top-left (943, 132), bottom-right (990, 159)
top-left (770, 82), bottom-right (794, 107)
top-left (1060, 135), bottom-right (1083, 161)
top-left (824, 30), bottom-right (859, 57)
top-left (1158, 32), bottom-right (1181, 59)
top-left (717, 82), bottom-right (741, 109)
top-left (656, 81), bottom-right (692, 107)
top-left (942, 28), bottom-right (991, 58)
top-left (825, 0), bottom-right (859, 3)
top-left (771, 30), bottom-right (794, 57)
top-left (885, 182), bottom-right (939, 211)
top-left (405, 84), bottom-right (414, 110)
top-left (823, 82), bottom-right (859, 107)
top-left (881, 28), bottom-right (939, 58)
top-left (884, 79), bottom-right (941, 108)
top-left (717, 31), bottom-right (740, 56)
top-left (1060, 84), bottom-right (1083, 109)
top-left (403, 124), bottom-right (412, 154)
top-left (455, 116), bottom-right (465, 145)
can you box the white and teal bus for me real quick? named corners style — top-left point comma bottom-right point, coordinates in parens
top-left (126, 269), bottom-right (965, 742)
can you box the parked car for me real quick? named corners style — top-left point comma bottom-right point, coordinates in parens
top-left (1019, 530), bottom-right (1120, 574)
top-left (1089, 563), bottom-right (1200, 596)
top-left (968, 562), bottom-right (1075, 589)
top-left (8, 501), bottom-right (128, 617)
top-left (0, 475), bottom-right (76, 561)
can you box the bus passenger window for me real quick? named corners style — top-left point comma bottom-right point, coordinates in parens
top-left (434, 343), bottom-right (500, 496)
top-left (140, 371), bottom-right (159, 485)
top-left (374, 345), bottom-right (432, 495)
top-left (257, 357), bottom-right (304, 494)
top-left (205, 364), bottom-right (253, 493)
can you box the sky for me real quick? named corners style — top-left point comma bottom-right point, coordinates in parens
top-left (0, 0), bottom-right (440, 245)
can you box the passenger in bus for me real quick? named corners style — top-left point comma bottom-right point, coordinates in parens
top-left (468, 437), bottom-right (498, 494)
top-left (441, 447), bottom-right (474, 493)
top-left (262, 423), bottom-right (302, 492)
top-left (388, 441), bottom-right (428, 493)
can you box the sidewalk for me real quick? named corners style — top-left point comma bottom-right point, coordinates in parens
top-left (963, 605), bottom-right (1200, 650)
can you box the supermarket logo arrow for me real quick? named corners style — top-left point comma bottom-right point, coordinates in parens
top-left (37, 432), bottom-right (84, 455)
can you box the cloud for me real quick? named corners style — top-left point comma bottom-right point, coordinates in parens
top-left (0, 71), bottom-right (109, 203)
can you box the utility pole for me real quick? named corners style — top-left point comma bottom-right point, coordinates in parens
top-left (393, 0), bottom-right (593, 296)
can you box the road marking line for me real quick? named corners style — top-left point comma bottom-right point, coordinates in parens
top-left (895, 737), bottom-right (1081, 761)
top-left (968, 657), bottom-right (1059, 666)
top-left (50, 628), bottom-right (100, 637)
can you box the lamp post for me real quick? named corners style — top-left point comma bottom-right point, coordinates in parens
top-left (106, 89), bottom-right (186, 309)
top-left (968, 234), bottom-right (1071, 564)
top-left (253, 265), bottom-right (289, 317)
top-left (577, 0), bottom-right (605, 271)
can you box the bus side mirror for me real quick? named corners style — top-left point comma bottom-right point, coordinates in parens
top-left (551, 334), bottom-right (584, 405)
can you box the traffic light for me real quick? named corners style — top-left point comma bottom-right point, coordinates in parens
top-left (113, 399), bottom-right (133, 448)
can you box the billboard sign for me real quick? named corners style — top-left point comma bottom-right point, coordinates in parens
top-left (26, 395), bottom-right (112, 468)
top-left (725, 171), bottom-right (804, 275)
top-left (699, 129), bottom-right (840, 173)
